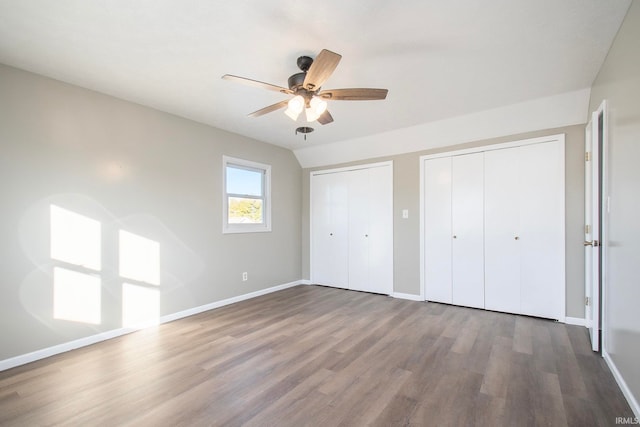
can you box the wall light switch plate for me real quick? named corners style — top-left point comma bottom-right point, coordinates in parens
top-left (402, 209), bottom-right (409, 219)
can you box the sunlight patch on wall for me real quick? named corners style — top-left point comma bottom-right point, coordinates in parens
top-left (119, 230), bottom-right (161, 328)
top-left (50, 204), bottom-right (102, 324)
top-left (50, 204), bottom-right (101, 270)
top-left (53, 267), bottom-right (101, 324)
top-left (122, 283), bottom-right (160, 328)
top-left (119, 230), bottom-right (160, 285)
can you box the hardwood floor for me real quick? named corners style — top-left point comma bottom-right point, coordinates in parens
top-left (0, 285), bottom-right (633, 426)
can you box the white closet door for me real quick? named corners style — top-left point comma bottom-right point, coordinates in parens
top-left (365, 166), bottom-right (393, 294)
top-left (519, 142), bottom-right (564, 319)
top-left (311, 172), bottom-right (349, 288)
top-left (484, 148), bottom-right (521, 314)
top-left (451, 153), bottom-right (485, 309)
top-left (424, 157), bottom-right (453, 304)
top-left (348, 168), bottom-right (370, 292)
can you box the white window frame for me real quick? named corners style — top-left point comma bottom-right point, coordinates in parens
top-left (222, 155), bottom-right (271, 234)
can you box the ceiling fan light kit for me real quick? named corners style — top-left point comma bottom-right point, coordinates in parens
top-left (309, 96), bottom-right (327, 115)
top-left (303, 108), bottom-right (313, 122)
top-left (284, 95), bottom-right (304, 120)
top-left (222, 49), bottom-right (388, 128)
top-left (284, 107), bottom-right (300, 121)
top-left (285, 95), bottom-right (327, 123)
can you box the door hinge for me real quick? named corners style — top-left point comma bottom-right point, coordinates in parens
top-left (585, 151), bottom-right (591, 162)
top-left (585, 297), bottom-right (590, 306)
top-left (585, 224), bottom-right (591, 234)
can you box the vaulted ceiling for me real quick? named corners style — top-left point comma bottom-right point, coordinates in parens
top-left (0, 1), bottom-right (631, 151)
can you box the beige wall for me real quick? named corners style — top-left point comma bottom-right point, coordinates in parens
top-left (303, 125), bottom-right (586, 318)
top-left (0, 64), bottom-right (302, 361)
top-left (589, 1), bottom-right (640, 413)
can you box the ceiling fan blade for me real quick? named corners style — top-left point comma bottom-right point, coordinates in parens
top-left (303, 49), bottom-right (342, 91)
top-left (222, 74), bottom-right (293, 94)
top-left (317, 110), bottom-right (334, 125)
top-left (248, 100), bottom-right (289, 117)
top-left (318, 88), bottom-right (388, 101)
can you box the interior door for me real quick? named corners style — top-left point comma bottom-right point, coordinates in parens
top-left (311, 172), bottom-right (349, 288)
top-left (585, 113), bottom-right (601, 352)
top-left (424, 157), bottom-right (453, 303)
top-left (451, 152), bottom-right (485, 309)
top-left (484, 147), bottom-right (521, 314)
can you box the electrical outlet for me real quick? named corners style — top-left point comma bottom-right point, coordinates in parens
top-left (242, 272), bottom-right (248, 281)
top-left (402, 209), bottom-right (409, 219)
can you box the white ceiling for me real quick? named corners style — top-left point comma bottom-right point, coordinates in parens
top-left (0, 1), bottom-right (631, 151)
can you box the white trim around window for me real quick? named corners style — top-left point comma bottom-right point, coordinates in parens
top-left (222, 156), bottom-right (272, 234)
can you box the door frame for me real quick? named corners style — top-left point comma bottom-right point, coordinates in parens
top-left (585, 100), bottom-right (609, 353)
top-left (419, 134), bottom-right (566, 319)
top-left (584, 115), bottom-right (598, 350)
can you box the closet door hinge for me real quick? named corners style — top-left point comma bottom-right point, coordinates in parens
top-left (585, 297), bottom-right (590, 306)
top-left (585, 224), bottom-right (590, 234)
top-left (585, 151), bottom-right (591, 162)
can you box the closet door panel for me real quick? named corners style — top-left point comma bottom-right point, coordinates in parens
top-left (348, 168), bottom-right (370, 292)
top-left (424, 157), bottom-right (453, 303)
top-left (311, 173), bottom-right (332, 285)
top-left (366, 166), bottom-right (393, 294)
top-left (519, 142), bottom-right (564, 319)
top-left (484, 148), bottom-right (521, 314)
top-left (311, 172), bottom-right (349, 288)
top-left (451, 153), bottom-right (485, 309)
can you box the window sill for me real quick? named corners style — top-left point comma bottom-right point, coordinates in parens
top-left (222, 224), bottom-right (272, 234)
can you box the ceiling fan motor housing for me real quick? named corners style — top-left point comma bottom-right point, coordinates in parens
top-left (288, 55), bottom-right (315, 91)
top-left (287, 72), bottom-right (306, 91)
top-left (296, 56), bottom-right (313, 72)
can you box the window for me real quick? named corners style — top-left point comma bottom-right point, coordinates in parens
top-left (223, 156), bottom-right (271, 233)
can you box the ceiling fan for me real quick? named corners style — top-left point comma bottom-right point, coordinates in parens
top-left (222, 49), bottom-right (388, 125)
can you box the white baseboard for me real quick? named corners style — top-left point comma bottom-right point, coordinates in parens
top-left (603, 350), bottom-right (640, 418)
top-left (564, 316), bottom-right (587, 326)
top-left (0, 328), bottom-right (141, 372)
top-left (393, 292), bottom-right (423, 301)
top-left (299, 279), bottom-right (312, 285)
top-left (0, 280), bottom-right (304, 372)
top-left (160, 279), bottom-right (301, 324)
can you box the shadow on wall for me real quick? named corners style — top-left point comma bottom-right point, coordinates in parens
top-left (17, 193), bottom-right (205, 337)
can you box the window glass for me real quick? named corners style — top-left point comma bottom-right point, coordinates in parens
top-left (228, 197), bottom-right (263, 224)
top-left (226, 166), bottom-right (263, 197)
top-left (223, 156), bottom-right (271, 233)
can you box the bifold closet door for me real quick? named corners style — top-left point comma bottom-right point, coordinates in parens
top-left (518, 142), bottom-right (564, 319)
top-left (311, 172), bottom-right (349, 288)
top-left (348, 168), bottom-right (370, 292)
top-left (424, 157), bottom-right (453, 304)
top-left (451, 153), bottom-right (485, 309)
top-left (367, 166), bottom-right (393, 294)
top-left (348, 166), bottom-right (393, 295)
top-left (484, 148), bottom-right (521, 314)
top-left (312, 165), bottom-right (393, 294)
top-left (484, 141), bottom-right (564, 319)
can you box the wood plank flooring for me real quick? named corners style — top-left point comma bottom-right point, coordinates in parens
top-left (0, 285), bottom-right (634, 426)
